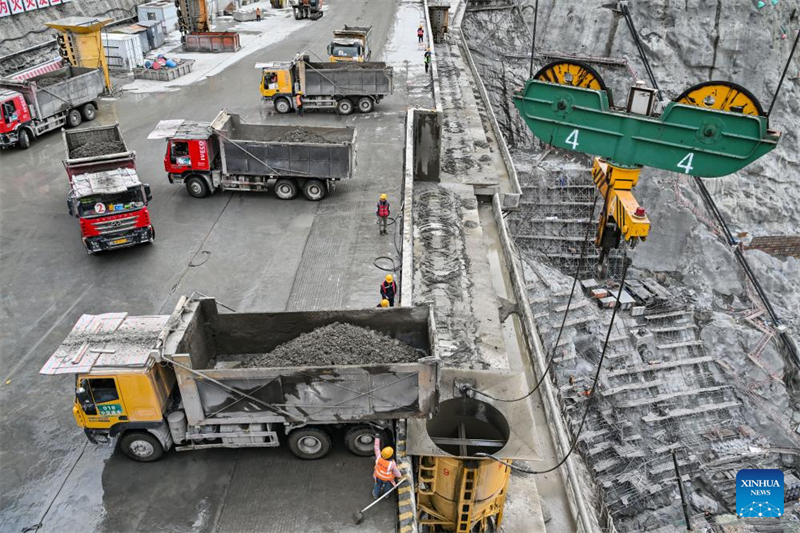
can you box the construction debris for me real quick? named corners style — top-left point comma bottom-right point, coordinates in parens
top-left (232, 323), bottom-right (423, 368)
top-left (273, 128), bottom-right (332, 144)
top-left (70, 141), bottom-right (126, 158)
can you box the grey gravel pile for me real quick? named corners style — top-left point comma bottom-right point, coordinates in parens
top-left (71, 141), bottom-right (126, 158)
top-left (274, 128), bottom-right (331, 144)
top-left (36, 77), bottom-right (66, 88)
top-left (238, 322), bottom-right (422, 368)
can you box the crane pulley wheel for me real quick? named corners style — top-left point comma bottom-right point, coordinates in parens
top-left (674, 81), bottom-right (765, 116)
top-left (533, 60), bottom-right (608, 91)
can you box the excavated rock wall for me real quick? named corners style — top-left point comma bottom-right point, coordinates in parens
top-left (464, 0), bottom-right (800, 530)
top-left (0, 0), bottom-right (140, 74)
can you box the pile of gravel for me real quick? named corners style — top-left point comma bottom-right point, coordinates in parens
top-left (274, 128), bottom-right (331, 144)
top-left (70, 141), bottom-right (126, 158)
top-left (36, 77), bottom-right (66, 88)
top-left (237, 322), bottom-right (422, 368)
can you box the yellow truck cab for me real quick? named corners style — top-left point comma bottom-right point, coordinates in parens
top-left (327, 25), bottom-right (372, 62)
top-left (40, 313), bottom-right (176, 461)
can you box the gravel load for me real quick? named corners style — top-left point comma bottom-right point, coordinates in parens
top-left (237, 322), bottom-right (422, 368)
top-left (274, 128), bottom-right (332, 144)
top-left (35, 77), bottom-right (66, 88)
top-left (70, 141), bottom-right (126, 158)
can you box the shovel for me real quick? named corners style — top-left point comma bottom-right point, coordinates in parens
top-left (353, 477), bottom-right (408, 525)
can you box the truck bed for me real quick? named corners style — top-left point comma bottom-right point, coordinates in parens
top-left (0, 66), bottom-right (104, 121)
top-left (162, 296), bottom-right (438, 427)
top-left (63, 124), bottom-right (135, 179)
top-left (211, 111), bottom-right (355, 179)
top-left (301, 60), bottom-right (392, 96)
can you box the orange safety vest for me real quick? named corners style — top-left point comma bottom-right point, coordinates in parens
top-left (375, 456), bottom-right (396, 481)
top-left (295, 94), bottom-right (303, 106)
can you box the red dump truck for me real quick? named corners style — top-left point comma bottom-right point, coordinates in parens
top-left (0, 66), bottom-right (105, 149)
top-left (63, 125), bottom-right (155, 254)
top-left (151, 110), bottom-right (355, 200)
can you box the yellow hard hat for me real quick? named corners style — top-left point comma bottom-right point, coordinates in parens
top-left (381, 447), bottom-right (394, 459)
top-left (386, 274), bottom-right (393, 283)
top-left (380, 299), bottom-right (390, 308)
top-left (380, 194), bottom-right (387, 200)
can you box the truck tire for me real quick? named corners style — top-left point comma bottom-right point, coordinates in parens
top-left (81, 103), bottom-right (97, 121)
top-left (336, 98), bottom-right (354, 115)
top-left (17, 129), bottom-right (31, 150)
top-left (186, 176), bottom-right (210, 198)
top-left (119, 431), bottom-right (164, 462)
top-left (302, 179), bottom-right (326, 201)
top-left (274, 98), bottom-right (291, 114)
top-left (357, 97), bottom-right (374, 113)
top-left (344, 425), bottom-right (381, 457)
top-left (294, 8), bottom-right (302, 19)
top-left (67, 109), bottom-right (82, 128)
top-left (274, 179), bottom-right (298, 200)
top-left (288, 427), bottom-right (331, 460)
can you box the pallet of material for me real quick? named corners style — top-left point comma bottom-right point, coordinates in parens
top-left (133, 60), bottom-right (195, 81)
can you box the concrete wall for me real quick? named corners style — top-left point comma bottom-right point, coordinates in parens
top-left (412, 109), bottom-right (441, 182)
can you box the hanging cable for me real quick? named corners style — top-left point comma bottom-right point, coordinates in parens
top-left (619, 2), bottom-right (663, 100)
top-left (467, 195), bottom-right (599, 402)
top-left (476, 249), bottom-right (631, 475)
top-left (767, 26), bottom-right (800, 115)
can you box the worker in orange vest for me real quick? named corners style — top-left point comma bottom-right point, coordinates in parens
top-left (376, 193), bottom-right (390, 235)
top-left (373, 436), bottom-right (401, 499)
top-left (295, 92), bottom-right (304, 116)
top-left (380, 274), bottom-right (397, 307)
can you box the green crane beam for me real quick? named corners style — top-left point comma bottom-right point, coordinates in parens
top-left (513, 80), bottom-right (780, 177)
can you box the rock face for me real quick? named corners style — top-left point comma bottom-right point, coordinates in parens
top-left (0, 0), bottom-right (141, 74)
top-left (465, 1), bottom-right (800, 530)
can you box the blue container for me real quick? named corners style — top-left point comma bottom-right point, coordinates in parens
top-left (165, 59), bottom-right (177, 68)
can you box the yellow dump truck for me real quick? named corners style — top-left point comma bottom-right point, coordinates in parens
top-left (257, 53), bottom-right (393, 114)
top-left (328, 25), bottom-right (372, 62)
top-left (41, 295), bottom-right (438, 461)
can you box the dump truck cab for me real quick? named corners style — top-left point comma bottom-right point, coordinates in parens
top-left (159, 120), bottom-right (219, 197)
top-left (41, 314), bottom-right (176, 461)
top-left (258, 61), bottom-right (295, 100)
top-left (0, 90), bottom-right (32, 147)
top-left (67, 169), bottom-right (154, 253)
top-left (328, 25), bottom-right (372, 62)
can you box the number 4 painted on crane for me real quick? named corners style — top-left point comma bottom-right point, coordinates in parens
top-left (565, 129), bottom-right (579, 150)
top-left (677, 153), bottom-right (694, 174)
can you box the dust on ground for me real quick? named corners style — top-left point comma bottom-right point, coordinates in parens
top-left (231, 322), bottom-right (423, 368)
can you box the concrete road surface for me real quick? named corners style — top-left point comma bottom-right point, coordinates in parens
top-left (0, 0), bottom-right (432, 531)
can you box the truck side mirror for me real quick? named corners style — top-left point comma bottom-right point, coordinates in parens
top-left (327, 44), bottom-right (332, 55)
top-left (67, 197), bottom-right (75, 217)
top-left (144, 184), bottom-right (152, 202)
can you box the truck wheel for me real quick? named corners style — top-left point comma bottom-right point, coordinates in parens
top-left (81, 103), bottom-right (97, 121)
top-left (302, 179), bottom-right (326, 201)
top-left (357, 97), bottom-right (374, 113)
top-left (337, 98), bottom-right (354, 115)
top-left (288, 428), bottom-right (331, 460)
top-left (119, 431), bottom-right (164, 462)
top-left (344, 426), bottom-right (381, 457)
top-left (67, 109), bottom-right (82, 128)
top-left (18, 129), bottom-right (31, 150)
top-left (274, 179), bottom-right (298, 200)
top-left (186, 176), bottom-right (210, 198)
top-left (274, 98), bottom-right (291, 114)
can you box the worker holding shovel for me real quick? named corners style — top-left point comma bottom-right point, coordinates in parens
top-left (373, 437), bottom-right (401, 499)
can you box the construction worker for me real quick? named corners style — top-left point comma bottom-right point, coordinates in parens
top-left (376, 299), bottom-right (390, 308)
top-left (295, 92), bottom-right (304, 116)
top-left (424, 48), bottom-right (431, 73)
top-left (377, 193), bottom-right (390, 235)
top-left (417, 25), bottom-right (424, 44)
top-left (373, 437), bottom-right (401, 499)
top-left (380, 274), bottom-right (397, 307)
top-left (255, 6), bottom-right (261, 21)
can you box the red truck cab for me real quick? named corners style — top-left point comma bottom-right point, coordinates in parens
top-left (67, 169), bottom-right (154, 254)
top-left (162, 122), bottom-right (218, 198)
top-left (0, 91), bottom-right (32, 148)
